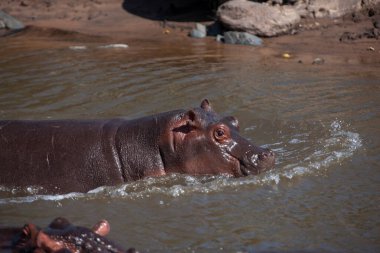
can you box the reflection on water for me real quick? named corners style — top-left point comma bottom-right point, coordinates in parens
top-left (0, 35), bottom-right (379, 252)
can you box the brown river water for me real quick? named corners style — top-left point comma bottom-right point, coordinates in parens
top-left (0, 34), bottom-right (379, 253)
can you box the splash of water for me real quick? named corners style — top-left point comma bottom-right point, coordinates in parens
top-left (280, 120), bottom-right (362, 180)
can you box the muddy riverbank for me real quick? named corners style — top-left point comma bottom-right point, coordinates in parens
top-left (1, 0), bottom-right (379, 68)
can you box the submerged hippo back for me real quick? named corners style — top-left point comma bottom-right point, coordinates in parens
top-left (0, 119), bottom-right (126, 193)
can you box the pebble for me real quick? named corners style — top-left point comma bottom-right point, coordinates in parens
top-left (195, 23), bottom-right (206, 35)
top-left (0, 10), bottom-right (25, 30)
top-left (312, 57), bottom-right (325, 65)
top-left (367, 46), bottom-right (375, 51)
top-left (190, 29), bottom-right (206, 39)
top-left (223, 31), bottom-right (263, 46)
top-left (282, 53), bottom-right (291, 59)
top-left (190, 23), bottom-right (206, 39)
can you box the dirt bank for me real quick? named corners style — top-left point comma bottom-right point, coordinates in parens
top-left (1, 0), bottom-right (379, 67)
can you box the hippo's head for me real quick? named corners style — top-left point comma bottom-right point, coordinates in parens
top-left (13, 217), bottom-right (134, 253)
top-left (159, 99), bottom-right (275, 177)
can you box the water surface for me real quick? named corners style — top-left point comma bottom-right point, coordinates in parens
top-left (0, 34), bottom-right (379, 253)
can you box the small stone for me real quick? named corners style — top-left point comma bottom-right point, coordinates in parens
top-left (195, 23), bottom-right (206, 35)
top-left (367, 46), bottom-right (375, 51)
top-left (312, 57), bottom-right (325, 65)
top-left (0, 20), bottom-right (5, 29)
top-left (0, 10), bottom-right (25, 30)
top-left (190, 23), bottom-right (207, 38)
top-left (282, 53), bottom-right (291, 59)
top-left (190, 28), bottom-right (206, 38)
top-left (223, 31), bottom-right (263, 46)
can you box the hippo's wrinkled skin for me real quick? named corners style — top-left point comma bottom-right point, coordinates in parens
top-left (0, 217), bottom-right (137, 253)
top-left (0, 99), bottom-right (275, 193)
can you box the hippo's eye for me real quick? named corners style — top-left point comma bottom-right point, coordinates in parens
top-left (214, 126), bottom-right (229, 142)
top-left (216, 129), bottom-right (225, 137)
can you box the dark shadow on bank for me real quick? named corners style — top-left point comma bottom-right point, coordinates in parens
top-left (122, 0), bottom-right (217, 22)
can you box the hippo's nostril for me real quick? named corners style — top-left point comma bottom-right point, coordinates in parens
top-left (259, 150), bottom-right (274, 160)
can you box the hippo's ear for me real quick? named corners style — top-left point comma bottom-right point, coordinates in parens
top-left (22, 223), bottom-right (40, 246)
top-left (92, 220), bottom-right (110, 236)
top-left (223, 116), bottom-right (239, 130)
top-left (200, 99), bottom-right (212, 112)
top-left (36, 230), bottom-right (62, 252)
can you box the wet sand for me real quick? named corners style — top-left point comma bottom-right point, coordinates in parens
top-left (1, 0), bottom-right (379, 67)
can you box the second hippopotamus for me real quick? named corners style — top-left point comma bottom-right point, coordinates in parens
top-left (0, 99), bottom-right (275, 193)
top-left (1, 217), bottom-right (136, 253)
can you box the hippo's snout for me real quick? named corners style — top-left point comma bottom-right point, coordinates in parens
top-left (240, 148), bottom-right (275, 175)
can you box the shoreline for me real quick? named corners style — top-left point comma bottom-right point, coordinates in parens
top-left (1, 0), bottom-right (379, 68)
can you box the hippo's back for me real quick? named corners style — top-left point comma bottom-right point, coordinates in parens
top-left (0, 119), bottom-right (125, 193)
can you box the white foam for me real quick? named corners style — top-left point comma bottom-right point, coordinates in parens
top-left (69, 45), bottom-right (87, 50)
top-left (98, 44), bottom-right (128, 49)
top-left (289, 138), bottom-right (305, 144)
top-left (0, 192), bottom-right (86, 204)
top-left (276, 120), bottom-right (362, 180)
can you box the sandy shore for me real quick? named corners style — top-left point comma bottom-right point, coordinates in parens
top-left (1, 0), bottom-right (379, 67)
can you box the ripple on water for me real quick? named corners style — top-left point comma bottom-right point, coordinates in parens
top-left (0, 120), bottom-right (362, 204)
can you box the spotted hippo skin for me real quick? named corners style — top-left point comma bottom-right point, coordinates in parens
top-left (1, 217), bottom-right (136, 253)
top-left (0, 99), bottom-right (275, 193)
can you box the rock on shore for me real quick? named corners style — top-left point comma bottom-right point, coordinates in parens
top-left (306, 0), bottom-right (362, 18)
top-left (217, 0), bottom-right (380, 37)
top-left (217, 0), bottom-right (301, 37)
top-left (0, 10), bottom-right (24, 30)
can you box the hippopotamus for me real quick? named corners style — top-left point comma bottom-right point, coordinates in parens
top-left (0, 99), bottom-right (275, 193)
top-left (0, 217), bottom-right (137, 253)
